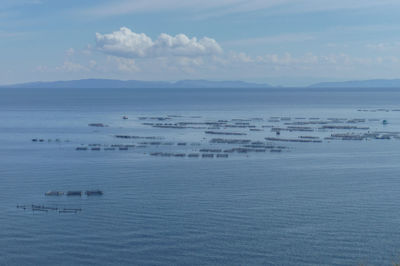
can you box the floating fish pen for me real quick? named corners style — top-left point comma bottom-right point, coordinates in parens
top-left (67, 191), bottom-right (82, 196)
top-left (88, 123), bottom-right (106, 127)
top-left (104, 147), bottom-right (116, 151)
top-left (139, 116), bottom-right (171, 121)
top-left (150, 152), bottom-right (185, 157)
top-left (200, 149), bottom-right (222, 153)
top-left (152, 124), bottom-right (186, 129)
top-left (202, 154), bottom-right (214, 158)
top-left (225, 124), bottom-right (256, 128)
top-left (330, 134), bottom-right (364, 140)
top-left (216, 154), bottom-right (229, 158)
top-left (91, 147), bottom-right (101, 151)
top-left (272, 127), bottom-right (313, 132)
top-left (115, 135), bottom-right (163, 140)
top-left (210, 138), bottom-right (252, 144)
top-left (140, 142), bottom-right (161, 145)
top-left (85, 190), bottom-right (103, 196)
top-left (232, 119), bottom-right (252, 122)
top-left (347, 119), bottom-right (366, 123)
top-left (243, 144), bottom-right (275, 149)
top-left (205, 131), bottom-right (246, 136)
top-left (45, 191), bottom-right (64, 196)
top-left (17, 204), bottom-right (82, 214)
top-left (320, 125), bottom-right (369, 130)
top-left (265, 137), bottom-right (322, 143)
top-left (223, 148), bottom-right (266, 153)
top-left (270, 149), bottom-right (282, 152)
top-left (299, 136), bottom-right (320, 139)
top-left (284, 121), bottom-right (329, 125)
top-left (188, 153), bottom-right (200, 158)
top-left (76, 147), bottom-right (88, 151)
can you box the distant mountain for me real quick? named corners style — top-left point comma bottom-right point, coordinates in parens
top-left (1, 79), bottom-right (271, 89)
top-left (310, 79), bottom-right (400, 88)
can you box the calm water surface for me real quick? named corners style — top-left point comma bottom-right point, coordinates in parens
top-left (1, 88), bottom-right (400, 265)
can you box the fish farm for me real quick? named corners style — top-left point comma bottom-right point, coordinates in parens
top-left (28, 110), bottom-right (400, 159)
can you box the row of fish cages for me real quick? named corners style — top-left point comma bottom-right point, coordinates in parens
top-left (17, 204), bottom-right (82, 214)
top-left (88, 123), bottom-right (108, 127)
top-left (204, 131), bottom-right (247, 136)
top-left (149, 152), bottom-right (229, 158)
top-left (208, 138), bottom-right (289, 150)
top-left (44, 190), bottom-right (103, 196)
top-left (115, 135), bottom-right (164, 140)
top-left (75, 141), bottom-right (205, 151)
top-left (358, 108), bottom-right (400, 112)
top-left (325, 132), bottom-right (400, 141)
top-left (32, 138), bottom-right (70, 143)
top-left (76, 144), bottom-right (137, 151)
top-left (271, 126), bottom-right (314, 132)
top-left (265, 137), bottom-right (323, 143)
top-left (319, 125), bottom-right (370, 130)
top-left (222, 147), bottom-right (283, 153)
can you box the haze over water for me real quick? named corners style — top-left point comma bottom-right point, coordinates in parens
top-left (1, 87), bottom-right (400, 265)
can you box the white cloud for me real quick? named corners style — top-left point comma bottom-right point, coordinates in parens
top-left (95, 27), bottom-right (222, 58)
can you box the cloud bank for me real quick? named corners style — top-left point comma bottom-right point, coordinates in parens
top-left (95, 27), bottom-right (222, 58)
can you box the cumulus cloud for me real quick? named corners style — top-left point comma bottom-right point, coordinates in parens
top-left (95, 27), bottom-right (222, 58)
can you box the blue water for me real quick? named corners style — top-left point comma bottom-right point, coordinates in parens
top-left (1, 87), bottom-right (400, 265)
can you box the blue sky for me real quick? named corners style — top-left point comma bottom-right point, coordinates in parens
top-left (1, 0), bottom-right (400, 86)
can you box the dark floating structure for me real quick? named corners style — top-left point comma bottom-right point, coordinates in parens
top-left (205, 131), bottom-right (246, 136)
top-left (45, 190), bottom-right (103, 197)
top-left (265, 137), bottom-right (322, 143)
top-left (85, 190), bottom-right (103, 196)
top-left (67, 191), bottom-right (83, 196)
top-left (17, 204), bottom-right (83, 214)
top-left (88, 123), bottom-right (107, 127)
top-left (45, 191), bottom-right (64, 196)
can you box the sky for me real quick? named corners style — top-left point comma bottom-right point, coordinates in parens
top-left (1, 0), bottom-right (400, 86)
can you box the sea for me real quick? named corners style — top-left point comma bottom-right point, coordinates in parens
top-left (1, 87), bottom-right (400, 265)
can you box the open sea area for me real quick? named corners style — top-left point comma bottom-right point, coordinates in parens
top-left (2, 87), bottom-right (400, 265)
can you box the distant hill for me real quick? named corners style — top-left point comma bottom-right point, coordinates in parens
top-left (1, 79), bottom-right (271, 89)
top-left (310, 79), bottom-right (400, 88)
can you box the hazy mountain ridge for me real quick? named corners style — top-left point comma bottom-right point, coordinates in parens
top-left (4, 78), bottom-right (400, 89)
top-left (309, 79), bottom-right (400, 88)
top-left (1, 79), bottom-right (271, 89)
